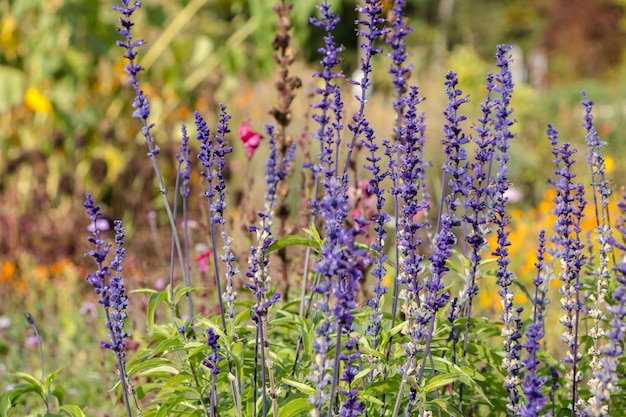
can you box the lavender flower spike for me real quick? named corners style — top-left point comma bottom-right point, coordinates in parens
top-left (520, 231), bottom-right (550, 417)
top-left (343, 0), bottom-right (389, 175)
top-left (245, 125), bottom-right (295, 417)
top-left (547, 124), bottom-right (587, 414)
top-left (581, 92), bottom-right (613, 417)
top-left (213, 105), bottom-right (240, 339)
top-left (489, 44), bottom-right (523, 414)
top-left (202, 327), bottom-right (222, 417)
top-left (114, 0), bottom-right (193, 323)
top-left (84, 194), bottom-right (134, 417)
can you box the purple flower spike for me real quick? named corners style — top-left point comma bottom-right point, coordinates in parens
top-left (547, 123), bottom-right (587, 412)
top-left (84, 194), bottom-right (133, 417)
top-left (343, 0), bottom-right (389, 174)
top-left (520, 231), bottom-right (550, 417)
top-left (202, 327), bottom-right (222, 417)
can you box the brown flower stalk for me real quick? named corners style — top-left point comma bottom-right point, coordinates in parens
top-left (269, 0), bottom-right (302, 298)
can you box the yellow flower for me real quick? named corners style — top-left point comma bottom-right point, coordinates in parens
top-left (604, 156), bottom-right (614, 175)
top-left (381, 269), bottom-right (394, 288)
top-left (24, 87), bottom-right (53, 114)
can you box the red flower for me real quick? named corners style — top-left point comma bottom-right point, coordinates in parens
top-left (238, 121), bottom-right (263, 159)
top-left (195, 250), bottom-right (211, 274)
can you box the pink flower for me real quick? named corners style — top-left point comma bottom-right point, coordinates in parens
top-left (195, 250), bottom-right (211, 274)
top-left (238, 121), bottom-right (263, 159)
top-left (503, 187), bottom-right (523, 203)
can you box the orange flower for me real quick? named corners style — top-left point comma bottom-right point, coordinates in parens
top-left (0, 262), bottom-right (16, 283)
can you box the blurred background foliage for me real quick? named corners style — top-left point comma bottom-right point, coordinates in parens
top-left (1, 0), bottom-right (626, 281)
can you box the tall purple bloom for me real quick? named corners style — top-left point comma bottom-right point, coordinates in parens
top-left (392, 85), bottom-right (431, 416)
top-left (384, 0), bottom-right (424, 344)
top-left (343, 0), bottom-right (389, 175)
top-left (520, 231), bottom-right (550, 417)
top-left (488, 44), bottom-right (524, 414)
top-left (581, 92), bottom-right (613, 416)
top-left (299, 0), bottom-right (345, 324)
top-left (245, 125), bottom-right (295, 417)
top-left (202, 327), bottom-right (222, 417)
top-left (361, 116), bottom-right (389, 351)
top-left (547, 124), bottom-right (587, 415)
top-left (582, 91), bottom-right (611, 227)
top-left (196, 107), bottom-right (238, 337)
top-left (114, 0), bottom-right (193, 323)
top-left (113, 0), bottom-right (158, 162)
top-left (386, 0), bottom-right (412, 101)
top-left (213, 106), bottom-right (240, 339)
top-left (84, 194), bottom-right (134, 417)
top-left (587, 195), bottom-right (626, 415)
top-left (458, 71), bottom-right (498, 378)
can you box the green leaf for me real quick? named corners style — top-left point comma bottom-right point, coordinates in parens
top-left (363, 377), bottom-right (401, 397)
top-left (358, 341), bottom-right (385, 360)
top-left (50, 384), bottom-right (65, 406)
top-left (138, 365), bottom-right (179, 377)
top-left (11, 372), bottom-right (44, 398)
top-left (424, 373), bottom-right (458, 392)
top-left (360, 394), bottom-right (384, 406)
top-left (426, 399), bottom-right (464, 417)
top-left (303, 221), bottom-right (322, 243)
top-left (147, 291), bottom-right (168, 336)
top-left (266, 235), bottom-right (321, 255)
top-left (277, 397), bottom-right (312, 417)
top-left (0, 391), bottom-right (13, 417)
top-left (429, 357), bottom-right (491, 405)
top-left (44, 363), bottom-right (69, 392)
top-left (127, 357), bottom-right (176, 377)
top-left (281, 378), bottom-right (316, 396)
top-left (59, 405), bottom-right (86, 417)
top-left (353, 367), bottom-right (374, 385)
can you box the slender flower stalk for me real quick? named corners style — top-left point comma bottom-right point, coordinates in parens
top-left (488, 44), bottom-right (523, 415)
top-left (547, 124), bottom-right (587, 416)
top-left (313, 165), bottom-right (367, 417)
top-left (113, 0), bottom-right (193, 323)
top-left (385, 0), bottom-right (413, 341)
top-left (362, 121), bottom-right (389, 351)
top-left (269, 0), bottom-right (302, 292)
top-left (582, 92), bottom-right (612, 230)
top-left (245, 125), bottom-right (295, 417)
top-left (84, 195), bottom-right (134, 417)
top-left (168, 123), bottom-right (191, 316)
top-left (213, 106), bottom-right (240, 340)
top-left (594, 195), bottom-right (626, 414)
top-left (202, 328), bottom-right (222, 417)
top-left (300, 0), bottom-right (345, 321)
top-left (25, 314), bottom-right (48, 414)
top-left (342, 0), bottom-right (388, 177)
top-left (195, 111), bottom-right (227, 334)
top-left (581, 92), bottom-right (613, 416)
top-left (392, 86), bottom-right (429, 417)
top-left (519, 231), bottom-right (550, 417)
top-left (459, 71), bottom-right (497, 378)
top-left (415, 70), bottom-right (467, 389)
top-left (201, 105), bottom-right (243, 413)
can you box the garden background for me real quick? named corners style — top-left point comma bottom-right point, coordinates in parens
top-left (2, 0), bottom-right (626, 416)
